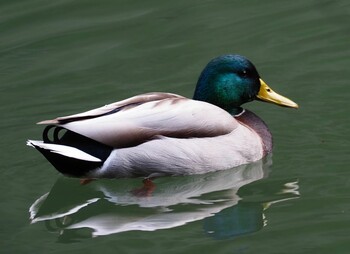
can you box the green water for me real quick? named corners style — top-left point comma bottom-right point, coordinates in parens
top-left (1, 0), bottom-right (349, 253)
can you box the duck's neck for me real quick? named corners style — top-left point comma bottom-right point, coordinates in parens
top-left (193, 76), bottom-right (244, 115)
top-left (229, 107), bottom-right (244, 116)
top-left (192, 91), bottom-right (244, 116)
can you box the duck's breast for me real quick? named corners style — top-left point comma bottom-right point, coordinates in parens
top-left (235, 109), bottom-right (273, 156)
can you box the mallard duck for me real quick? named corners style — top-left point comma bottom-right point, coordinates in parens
top-left (27, 54), bottom-right (298, 179)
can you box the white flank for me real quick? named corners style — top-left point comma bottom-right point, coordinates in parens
top-left (26, 140), bottom-right (102, 162)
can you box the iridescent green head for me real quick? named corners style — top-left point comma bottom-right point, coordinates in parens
top-left (193, 55), bottom-right (298, 115)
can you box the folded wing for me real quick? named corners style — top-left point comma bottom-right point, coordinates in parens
top-left (38, 92), bottom-right (238, 148)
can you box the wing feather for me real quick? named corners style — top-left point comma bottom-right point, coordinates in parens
top-left (38, 92), bottom-right (184, 124)
top-left (38, 93), bottom-right (238, 148)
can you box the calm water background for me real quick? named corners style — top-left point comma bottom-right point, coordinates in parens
top-left (1, 0), bottom-right (349, 253)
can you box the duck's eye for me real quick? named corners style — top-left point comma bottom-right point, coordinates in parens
top-left (239, 70), bottom-right (248, 77)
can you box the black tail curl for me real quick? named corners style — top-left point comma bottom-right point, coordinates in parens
top-left (38, 125), bottom-right (113, 177)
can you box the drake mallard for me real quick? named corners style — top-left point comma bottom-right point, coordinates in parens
top-left (27, 54), bottom-right (298, 179)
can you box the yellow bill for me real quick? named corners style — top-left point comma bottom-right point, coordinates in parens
top-left (257, 79), bottom-right (299, 108)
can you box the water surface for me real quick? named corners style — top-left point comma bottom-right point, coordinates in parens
top-left (1, 0), bottom-right (349, 253)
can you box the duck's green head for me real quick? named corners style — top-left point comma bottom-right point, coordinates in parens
top-left (193, 55), bottom-right (298, 115)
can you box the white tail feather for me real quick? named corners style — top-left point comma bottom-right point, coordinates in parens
top-left (27, 140), bottom-right (102, 162)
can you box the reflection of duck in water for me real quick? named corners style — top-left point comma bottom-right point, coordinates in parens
top-left (30, 157), bottom-right (299, 240)
top-left (27, 55), bottom-right (298, 179)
